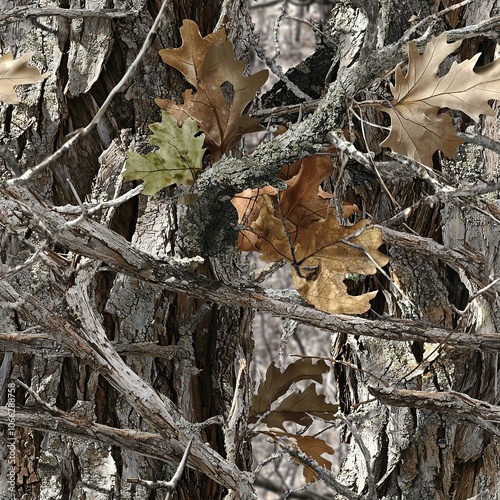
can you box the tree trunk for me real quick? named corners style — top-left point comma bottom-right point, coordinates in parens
top-left (332, 1), bottom-right (500, 498)
top-left (0, 1), bottom-right (254, 498)
top-left (1, 0), bottom-right (500, 499)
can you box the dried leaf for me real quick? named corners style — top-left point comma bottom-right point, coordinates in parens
top-left (231, 185), bottom-right (278, 252)
top-left (252, 360), bottom-right (337, 482)
top-left (0, 52), bottom-right (50, 104)
top-left (250, 358), bottom-right (329, 421)
top-left (290, 209), bottom-right (388, 314)
top-left (122, 111), bottom-right (205, 195)
top-left (376, 33), bottom-right (500, 166)
top-left (158, 19), bottom-right (226, 87)
top-left (232, 155), bottom-right (386, 314)
top-left (259, 384), bottom-right (338, 430)
top-left (262, 430), bottom-right (334, 483)
top-left (231, 154), bottom-right (339, 252)
top-left (155, 20), bottom-right (268, 160)
top-left (292, 264), bottom-right (378, 315)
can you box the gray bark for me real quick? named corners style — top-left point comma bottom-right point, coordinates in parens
top-left (1, 0), bottom-right (500, 499)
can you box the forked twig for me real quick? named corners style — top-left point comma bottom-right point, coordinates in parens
top-left (128, 437), bottom-right (193, 500)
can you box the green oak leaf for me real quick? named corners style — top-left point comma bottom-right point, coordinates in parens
top-left (123, 111), bottom-right (206, 196)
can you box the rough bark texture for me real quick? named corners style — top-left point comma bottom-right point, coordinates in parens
top-left (1, 0), bottom-right (500, 499)
top-left (331, 1), bottom-right (500, 499)
top-left (0, 1), bottom-right (254, 499)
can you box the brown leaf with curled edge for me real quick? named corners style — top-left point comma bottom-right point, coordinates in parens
top-left (375, 32), bottom-right (500, 167)
top-left (261, 430), bottom-right (334, 483)
top-left (232, 154), bottom-right (385, 314)
top-left (0, 52), bottom-right (50, 104)
top-left (231, 154), bottom-right (350, 252)
top-left (155, 20), bottom-right (268, 160)
top-left (258, 384), bottom-right (338, 430)
top-left (249, 358), bottom-right (329, 422)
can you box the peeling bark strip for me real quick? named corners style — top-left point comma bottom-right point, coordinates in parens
top-left (369, 387), bottom-right (500, 437)
top-left (2, 185), bottom-right (500, 352)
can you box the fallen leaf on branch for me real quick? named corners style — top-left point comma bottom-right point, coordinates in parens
top-left (261, 430), bottom-right (335, 483)
top-left (374, 32), bottom-right (500, 166)
top-left (155, 20), bottom-right (268, 161)
top-left (0, 52), bottom-right (50, 104)
top-left (122, 111), bottom-right (205, 195)
top-left (232, 154), bottom-right (387, 314)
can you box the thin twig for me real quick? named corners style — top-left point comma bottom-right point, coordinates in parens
top-left (251, 42), bottom-right (312, 101)
top-left (278, 437), bottom-right (362, 500)
top-left (251, 99), bottom-right (320, 119)
top-left (127, 437), bottom-right (193, 500)
top-left (0, 239), bottom-right (49, 281)
top-left (458, 131), bottom-right (500, 155)
top-left (4, 0), bottom-right (171, 187)
top-left (65, 177), bottom-right (87, 228)
top-left (0, 7), bottom-right (137, 21)
top-left (52, 184), bottom-right (144, 215)
top-left (227, 358), bottom-right (247, 427)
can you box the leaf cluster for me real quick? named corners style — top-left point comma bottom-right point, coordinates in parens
top-left (122, 20), bottom-right (268, 194)
top-left (250, 358), bottom-right (338, 482)
top-left (232, 154), bottom-right (389, 314)
top-left (155, 19), bottom-right (268, 162)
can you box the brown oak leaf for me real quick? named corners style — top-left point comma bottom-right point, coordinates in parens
top-left (232, 155), bottom-right (386, 314)
top-left (0, 52), bottom-right (50, 104)
top-left (155, 20), bottom-right (268, 160)
top-left (375, 32), bottom-right (500, 166)
top-left (250, 358), bottom-right (329, 422)
top-left (250, 359), bottom-right (337, 482)
top-left (261, 430), bottom-right (335, 483)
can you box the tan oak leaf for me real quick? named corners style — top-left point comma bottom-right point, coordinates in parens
top-left (0, 52), bottom-right (50, 104)
top-left (375, 32), bottom-right (500, 166)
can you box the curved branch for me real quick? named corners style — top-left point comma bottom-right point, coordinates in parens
top-left (369, 387), bottom-right (500, 437)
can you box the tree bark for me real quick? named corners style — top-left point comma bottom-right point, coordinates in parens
top-left (1, 0), bottom-right (500, 499)
top-left (331, 1), bottom-right (500, 499)
top-left (0, 1), bottom-right (254, 498)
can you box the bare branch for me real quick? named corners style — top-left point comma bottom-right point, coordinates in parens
top-left (52, 185), bottom-right (144, 216)
top-left (254, 476), bottom-right (326, 500)
top-left (0, 331), bottom-right (183, 358)
top-left (0, 6), bottom-right (137, 21)
top-left (0, 405), bottom-right (179, 464)
top-left (2, 186), bottom-right (500, 353)
top-left (458, 131), bottom-right (500, 155)
top-left (369, 387), bottom-right (500, 438)
top-left (278, 436), bottom-right (362, 500)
